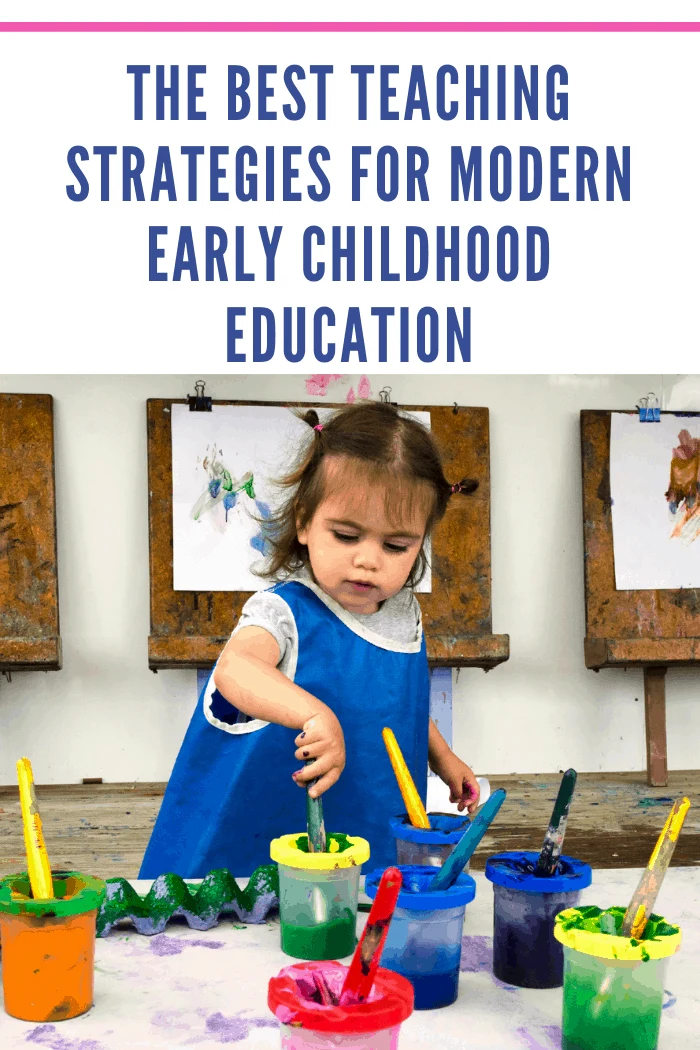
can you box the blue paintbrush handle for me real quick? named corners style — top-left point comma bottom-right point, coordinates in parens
top-left (428, 789), bottom-right (507, 891)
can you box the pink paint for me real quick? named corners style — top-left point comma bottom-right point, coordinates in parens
top-left (268, 961), bottom-right (413, 1050)
top-left (346, 388), bottom-right (356, 404)
top-left (305, 374), bottom-right (343, 397)
top-left (358, 376), bottom-right (372, 400)
top-left (2, 23), bottom-right (700, 33)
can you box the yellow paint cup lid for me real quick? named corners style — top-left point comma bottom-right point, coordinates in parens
top-left (270, 832), bottom-right (370, 871)
top-left (554, 906), bottom-right (681, 962)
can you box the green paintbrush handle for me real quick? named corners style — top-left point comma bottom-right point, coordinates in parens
top-left (535, 768), bottom-right (577, 876)
top-left (305, 760), bottom-right (327, 852)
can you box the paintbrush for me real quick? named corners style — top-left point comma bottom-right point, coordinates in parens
top-left (428, 789), bottom-right (507, 891)
top-left (16, 757), bottom-right (54, 900)
top-left (535, 768), bottom-right (577, 876)
top-left (339, 867), bottom-right (403, 1005)
top-left (591, 795), bottom-right (692, 1019)
top-left (621, 796), bottom-right (691, 938)
top-left (382, 727), bottom-right (430, 830)
top-left (305, 760), bottom-right (327, 853)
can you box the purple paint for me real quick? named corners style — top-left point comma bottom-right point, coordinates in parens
top-left (460, 934), bottom-right (493, 972)
top-left (149, 934), bottom-right (225, 956)
top-left (25, 1025), bottom-right (105, 1050)
top-left (151, 1010), bottom-right (191, 1029)
top-left (515, 1026), bottom-right (562, 1050)
top-left (204, 1013), bottom-right (278, 1043)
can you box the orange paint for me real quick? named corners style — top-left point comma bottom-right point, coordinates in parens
top-left (0, 870), bottom-right (104, 1022)
top-left (0, 907), bottom-right (98, 1021)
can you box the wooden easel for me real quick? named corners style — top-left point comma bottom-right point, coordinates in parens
top-left (147, 398), bottom-right (509, 672)
top-left (0, 394), bottom-right (61, 672)
top-left (581, 410), bottom-right (700, 787)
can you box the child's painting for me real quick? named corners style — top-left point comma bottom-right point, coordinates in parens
top-left (610, 412), bottom-right (700, 590)
top-left (172, 405), bottom-right (431, 592)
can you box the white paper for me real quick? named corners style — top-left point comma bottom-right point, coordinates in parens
top-left (610, 413), bottom-right (700, 590)
top-left (171, 405), bottom-right (431, 592)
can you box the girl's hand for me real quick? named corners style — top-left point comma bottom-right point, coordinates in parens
top-left (434, 753), bottom-right (481, 816)
top-left (292, 711), bottom-right (346, 798)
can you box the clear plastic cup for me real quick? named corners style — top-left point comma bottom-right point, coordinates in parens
top-left (270, 833), bottom-right (370, 960)
top-left (555, 906), bottom-right (682, 1050)
top-left (485, 851), bottom-right (592, 989)
top-left (390, 813), bottom-right (472, 871)
top-left (268, 960), bottom-right (414, 1050)
top-left (365, 864), bottom-right (476, 1010)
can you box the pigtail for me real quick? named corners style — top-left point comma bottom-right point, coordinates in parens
top-left (447, 477), bottom-right (479, 497)
top-left (302, 408), bottom-right (321, 430)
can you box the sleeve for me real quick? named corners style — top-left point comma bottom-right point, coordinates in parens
top-left (231, 590), bottom-right (298, 673)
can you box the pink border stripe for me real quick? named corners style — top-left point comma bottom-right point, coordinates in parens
top-left (1, 22), bottom-right (700, 33)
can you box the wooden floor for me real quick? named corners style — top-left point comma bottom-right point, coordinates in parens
top-left (1, 771), bottom-right (698, 880)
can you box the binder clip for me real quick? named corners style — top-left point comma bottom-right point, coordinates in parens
top-left (378, 386), bottom-right (397, 405)
top-left (188, 380), bottom-right (213, 412)
top-left (637, 392), bottom-right (660, 422)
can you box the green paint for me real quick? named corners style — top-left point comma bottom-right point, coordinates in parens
top-left (280, 909), bottom-right (356, 960)
top-left (294, 832), bottom-right (354, 854)
top-left (562, 958), bottom-right (665, 1050)
top-left (96, 864), bottom-right (278, 936)
top-left (0, 871), bottom-right (105, 918)
top-left (557, 906), bottom-right (678, 942)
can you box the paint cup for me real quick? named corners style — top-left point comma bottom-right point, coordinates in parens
top-left (270, 833), bottom-right (370, 960)
top-left (554, 907), bottom-right (681, 1050)
top-left (268, 959), bottom-right (414, 1050)
top-left (364, 864), bottom-right (476, 1010)
top-left (0, 870), bottom-right (105, 1022)
top-left (390, 813), bottom-right (472, 871)
top-left (485, 851), bottom-right (592, 989)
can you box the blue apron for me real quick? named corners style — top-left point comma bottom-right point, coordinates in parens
top-left (139, 580), bottom-right (429, 878)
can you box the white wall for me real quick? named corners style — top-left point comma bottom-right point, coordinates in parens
top-left (2, 373), bottom-right (698, 786)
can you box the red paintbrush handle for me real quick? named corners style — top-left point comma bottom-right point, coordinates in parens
top-left (340, 867), bottom-right (402, 1005)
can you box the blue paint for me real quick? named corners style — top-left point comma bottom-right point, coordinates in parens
top-left (365, 865), bottom-right (474, 1010)
top-left (486, 853), bottom-right (591, 989)
top-left (223, 491), bottom-right (237, 520)
top-left (209, 479), bottom-right (221, 498)
top-left (250, 500), bottom-right (274, 555)
top-left (398, 968), bottom-right (460, 1010)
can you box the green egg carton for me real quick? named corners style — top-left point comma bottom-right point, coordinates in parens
top-left (97, 864), bottom-right (279, 937)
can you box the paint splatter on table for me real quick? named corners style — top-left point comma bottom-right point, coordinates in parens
top-left (0, 869), bottom-right (697, 1049)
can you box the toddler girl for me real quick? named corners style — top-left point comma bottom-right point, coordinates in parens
top-left (140, 401), bottom-right (480, 877)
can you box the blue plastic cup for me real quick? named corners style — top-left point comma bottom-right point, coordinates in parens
top-left (485, 851), bottom-right (592, 989)
top-left (365, 864), bottom-right (476, 1010)
top-left (390, 813), bottom-right (472, 871)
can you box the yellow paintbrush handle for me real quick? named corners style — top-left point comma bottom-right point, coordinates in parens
top-left (382, 727), bottom-right (430, 830)
top-left (16, 758), bottom-right (53, 900)
top-left (623, 795), bottom-right (690, 939)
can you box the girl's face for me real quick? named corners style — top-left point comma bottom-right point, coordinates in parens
top-left (297, 464), bottom-right (429, 615)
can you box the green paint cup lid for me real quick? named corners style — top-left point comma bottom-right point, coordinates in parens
top-left (0, 871), bottom-right (105, 918)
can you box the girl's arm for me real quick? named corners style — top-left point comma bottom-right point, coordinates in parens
top-left (214, 626), bottom-right (325, 729)
top-left (213, 626), bottom-right (345, 796)
top-left (428, 719), bottom-right (480, 815)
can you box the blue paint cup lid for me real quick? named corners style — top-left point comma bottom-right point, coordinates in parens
top-left (389, 813), bottom-right (471, 845)
top-left (485, 851), bottom-right (592, 895)
top-left (365, 865), bottom-right (476, 911)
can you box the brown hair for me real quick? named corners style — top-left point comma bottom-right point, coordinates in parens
top-left (259, 401), bottom-right (477, 587)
